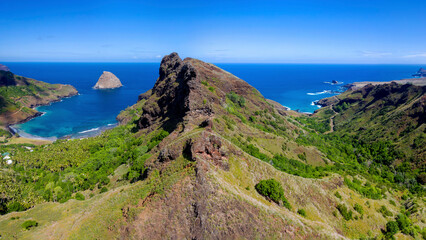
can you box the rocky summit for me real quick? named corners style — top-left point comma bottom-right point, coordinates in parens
top-left (93, 71), bottom-right (123, 89)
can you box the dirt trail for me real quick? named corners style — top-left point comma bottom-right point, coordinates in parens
top-left (324, 106), bottom-right (337, 134)
top-left (10, 106), bottom-right (24, 116)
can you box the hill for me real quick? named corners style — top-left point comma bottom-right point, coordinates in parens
top-left (0, 53), bottom-right (424, 239)
top-left (0, 70), bottom-right (78, 130)
top-left (316, 82), bottom-right (425, 177)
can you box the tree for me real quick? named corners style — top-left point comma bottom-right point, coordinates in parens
top-left (386, 221), bottom-right (399, 235)
top-left (255, 179), bottom-right (291, 209)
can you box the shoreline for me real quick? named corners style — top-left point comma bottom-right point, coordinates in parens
top-left (10, 122), bottom-right (119, 142)
top-left (4, 91), bottom-right (79, 138)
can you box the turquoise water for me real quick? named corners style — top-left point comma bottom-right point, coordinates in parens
top-left (4, 62), bottom-right (420, 138)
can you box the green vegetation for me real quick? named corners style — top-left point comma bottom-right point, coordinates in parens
top-left (297, 209), bottom-right (307, 217)
top-left (21, 220), bottom-right (38, 230)
top-left (336, 203), bottom-right (353, 221)
top-left (255, 179), bottom-right (291, 210)
top-left (296, 116), bottom-right (330, 133)
top-left (354, 203), bottom-right (364, 214)
top-left (378, 205), bottom-right (393, 218)
top-left (226, 91), bottom-right (245, 108)
top-left (334, 191), bottom-right (342, 199)
top-left (74, 192), bottom-right (85, 201)
top-left (385, 221), bottom-right (399, 236)
top-left (0, 124), bottom-right (169, 214)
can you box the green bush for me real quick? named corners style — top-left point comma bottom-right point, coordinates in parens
top-left (354, 203), bottom-right (364, 214)
top-left (75, 192), bottom-right (85, 201)
top-left (297, 209), bottom-right (307, 217)
top-left (226, 91), bottom-right (245, 107)
top-left (100, 187), bottom-right (108, 193)
top-left (386, 221), bottom-right (399, 235)
top-left (22, 220), bottom-right (38, 230)
top-left (379, 205), bottom-right (393, 217)
top-left (336, 204), bottom-right (353, 221)
top-left (255, 179), bottom-right (291, 210)
top-left (334, 191), bottom-right (342, 199)
top-left (7, 202), bottom-right (25, 213)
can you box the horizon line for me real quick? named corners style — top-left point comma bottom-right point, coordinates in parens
top-left (2, 61), bottom-right (425, 65)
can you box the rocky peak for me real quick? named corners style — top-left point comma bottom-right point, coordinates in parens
top-left (93, 71), bottom-right (123, 89)
top-left (137, 52), bottom-right (272, 132)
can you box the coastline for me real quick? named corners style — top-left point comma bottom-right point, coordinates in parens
top-left (11, 122), bottom-right (119, 142)
top-left (4, 90), bottom-right (79, 140)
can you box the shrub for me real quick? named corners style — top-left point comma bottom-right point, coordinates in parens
top-left (386, 221), bottom-right (399, 235)
top-left (255, 179), bottom-right (291, 210)
top-left (337, 204), bottom-right (353, 221)
top-left (7, 202), bottom-right (25, 213)
top-left (98, 176), bottom-right (110, 187)
top-left (354, 203), bottom-right (364, 214)
top-left (75, 192), bottom-right (85, 201)
top-left (226, 91), bottom-right (245, 107)
top-left (297, 152), bottom-right (306, 161)
top-left (201, 80), bottom-right (208, 86)
top-left (22, 220), bottom-right (38, 230)
top-left (379, 205), bottom-right (393, 217)
top-left (100, 187), bottom-right (108, 193)
top-left (334, 191), bottom-right (342, 199)
top-left (297, 209), bottom-right (307, 217)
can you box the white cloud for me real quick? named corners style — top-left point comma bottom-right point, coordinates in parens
top-left (360, 51), bottom-right (392, 57)
top-left (156, 55), bottom-right (162, 58)
top-left (403, 53), bottom-right (426, 58)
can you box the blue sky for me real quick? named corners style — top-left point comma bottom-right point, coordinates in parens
top-left (1, 0), bottom-right (425, 63)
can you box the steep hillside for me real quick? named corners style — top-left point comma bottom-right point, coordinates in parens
top-left (316, 82), bottom-right (425, 175)
top-left (0, 69), bottom-right (78, 128)
top-left (0, 54), bottom-right (424, 239)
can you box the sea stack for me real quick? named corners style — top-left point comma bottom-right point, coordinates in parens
top-left (93, 71), bottom-right (122, 89)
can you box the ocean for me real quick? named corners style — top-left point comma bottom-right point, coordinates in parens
top-left (4, 62), bottom-right (420, 139)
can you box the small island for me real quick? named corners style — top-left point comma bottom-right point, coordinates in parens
top-left (93, 71), bottom-right (122, 89)
top-left (412, 67), bottom-right (426, 77)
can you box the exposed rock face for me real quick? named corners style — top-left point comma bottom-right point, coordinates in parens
top-left (138, 52), bottom-right (272, 131)
top-left (0, 64), bottom-right (10, 72)
top-left (93, 71), bottom-right (122, 89)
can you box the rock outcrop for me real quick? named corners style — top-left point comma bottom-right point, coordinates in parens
top-left (137, 52), bottom-right (273, 131)
top-left (93, 71), bottom-right (122, 89)
top-left (0, 64), bottom-right (10, 72)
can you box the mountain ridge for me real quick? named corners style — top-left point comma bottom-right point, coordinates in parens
top-left (0, 53), bottom-right (424, 239)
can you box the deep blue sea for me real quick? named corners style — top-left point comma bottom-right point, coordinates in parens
top-left (4, 62), bottom-right (420, 139)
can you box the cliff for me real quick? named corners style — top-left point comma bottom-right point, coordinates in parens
top-left (93, 71), bottom-right (122, 89)
top-left (0, 70), bottom-right (78, 127)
